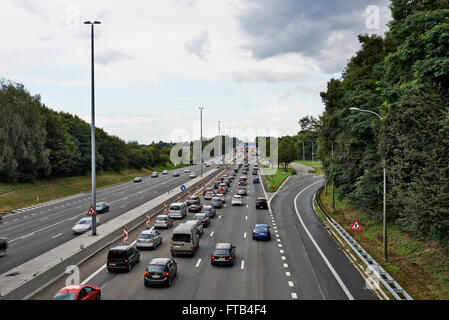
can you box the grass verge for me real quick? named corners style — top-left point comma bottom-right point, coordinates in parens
top-left (318, 185), bottom-right (449, 300)
top-left (262, 167), bottom-right (295, 192)
top-left (295, 160), bottom-right (323, 174)
top-left (0, 163), bottom-right (190, 213)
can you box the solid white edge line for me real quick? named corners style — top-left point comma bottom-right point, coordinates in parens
top-left (293, 179), bottom-right (354, 300)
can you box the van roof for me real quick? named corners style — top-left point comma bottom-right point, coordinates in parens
top-left (170, 202), bottom-right (184, 206)
top-left (173, 223), bottom-right (195, 232)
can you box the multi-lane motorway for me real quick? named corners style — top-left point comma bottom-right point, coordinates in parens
top-left (0, 163), bottom-right (218, 275)
top-left (31, 162), bottom-right (380, 300)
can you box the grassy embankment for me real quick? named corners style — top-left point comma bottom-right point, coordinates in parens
top-left (0, 162), bottom-right (190, 213)
top-left (316, 185), bottom-right (449, 300)
top-left (295, 160), bottom-right (323, 174)
top-left (258, 160), bottom-right (296, 192)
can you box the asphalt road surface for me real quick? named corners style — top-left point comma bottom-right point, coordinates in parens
top-left (32, 164), bottom-right (378, 300)
top-left (0, 163), bottom-right (219, 275)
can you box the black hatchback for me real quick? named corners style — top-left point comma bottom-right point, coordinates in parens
top-left (144, 258), bottom-right (177, 287)
top-left (210, 243), bottom-right (235, 266)
top-left (256, 197), bottom-right (268, 209)
top-left (107, 245), bottom-right (140, 272)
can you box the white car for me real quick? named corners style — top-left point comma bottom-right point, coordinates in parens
top-left (72, 217), bottom-right (100, 234)
top-left (189, 172), bottom-right (197, 178)
top-left (184, 168), bottom-right (190, 173)
top-left (162, 170), bottom-right (169, 175)
top-left (231, 195), bottom-right (244, 206)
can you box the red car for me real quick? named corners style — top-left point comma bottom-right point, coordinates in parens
top-left (53, 285), bottom-right (101, 300)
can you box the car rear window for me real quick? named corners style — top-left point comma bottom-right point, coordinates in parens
top-left (139, 233), bottom-right (155, 239)
top-left (53, 292), bottom-right (77, 300)
top-left (213, 248), bottom-right (230, 256)
top-left (108, 250), bottom-right (127, 260)
top-left (148, 265), bottom-right (166, 273)
top-left (172, 233), bottom-right (191, 242)
top-left (156, 216), bottom-right (167, 221)
top-left (170, 205), bottom-right (181, 210)
top-left (254, 225), bottom-right (268, 231)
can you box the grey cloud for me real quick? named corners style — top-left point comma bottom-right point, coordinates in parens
top-left (231, 69), bottom-right (315, 83)
top-left (185, 31), bottom-right (210, 62)
top-left (237, 0), bottom-right (391, 73)
top-left (96, 49), bottom-right (135, 66)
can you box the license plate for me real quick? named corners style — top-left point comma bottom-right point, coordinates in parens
top-left (152, 275), bottom-right (160, 278)
top-left (109, 263), bottom-right (116, 266)
top-left (218, 257), bottom-right (226, 260)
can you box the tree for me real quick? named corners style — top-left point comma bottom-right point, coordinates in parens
top-left (278, 137), bottom-right (297, 172)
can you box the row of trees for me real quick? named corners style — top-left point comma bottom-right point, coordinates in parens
top-left (317, 0), bottom-right (449, 242)
top-left (0, 80), bottom-right (177, 183)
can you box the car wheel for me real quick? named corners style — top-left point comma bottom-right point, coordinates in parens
top-left (128, 264), bottom-right (132, 272)
top-left (167, 277), bottom-right (172, 287)
top-left (96, 293), bottom-right (101, 300)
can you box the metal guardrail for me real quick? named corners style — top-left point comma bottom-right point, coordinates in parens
top-left (314, 186), bottom-right (413, 300)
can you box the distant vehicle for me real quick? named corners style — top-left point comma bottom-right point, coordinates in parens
top-left (133, 177), bottom-right (143, 183)
top-left (237, 187), bottom-right (247, 196)
top-left (151, 172), bottom-right (159, 178)
top-left (252, 170), bottom-right (258, 175)
top-left (95, 202), bottom-right (109, 214)
top-left (205, 163), bottom-right (210, 167)
top-left (170, 222), bottom-right (200, 257)
top-left (255, 197), bottom-right (268, 209)
top-left (201, 205), bottom-right (216, 218)
top-left (186, 196), bottom-right (201, 206)
top-left (189, 172), bottom-right (197, 178)
top-left (216, 193), bottom-right (226, 203)
top-left (210, 243), bottom-right (235, 266)
top-left (53, 285), bottom-right (101, 300)
top-left (211, 197), bottom-right (223, 208)
top-left (204, 191), bottom-right (215, 200)
top-left (144, 258), bottom-right (177, 287)
top-left (188, 204), bottom-right (202, 213)
top-left (0, 237), bottom-right (7, 257)
top-left (173, 171), bottom-right (180, 177)
top-left (239, 179), bottom-right (247, 186)
top-left (168, 202), bottom-right (187, 219)
top-left (184, 168), bottom-right (190, 173)
top-left (162, 170), bottom-right (169, 175)
top-left (253, 177), bottom-right (259, 184)
top-left (72, 217), bottom-right (100, 235)
top-left (252, 224), bottom-right (271, 240)
top-left (193, 213), bottom-right (210, 228)
top-left (223, 179), bottom-right (231, 187)
top-left (231, 195), bottom-right (244, 206)
top-left (136, 229), bottom-right (162, 250)
top-left (154, 215), bottom-right (173, 229)
top-left (107, 245), bottom-right (140, 272)
top-left (203, 187), bottom-right (214, 196)
top-left (218, 183), bottom-right (227, 193)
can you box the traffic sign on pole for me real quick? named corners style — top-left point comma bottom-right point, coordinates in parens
top-left (351, 220), bottom-right (362, 231)
top-left (86, 205), bottom-right (98, 216)
top-left (180, 185), bottom-right (186, 191)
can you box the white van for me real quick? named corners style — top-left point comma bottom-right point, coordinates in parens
top-left (170, 222), bottom-right (200, 257)
top-left (168, 202), bottom-right (187, 219)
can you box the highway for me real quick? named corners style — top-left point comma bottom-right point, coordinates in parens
top-left (32, 163), bottom-right (379, 300)
top-left (0, 163), bottom-right (219, 275)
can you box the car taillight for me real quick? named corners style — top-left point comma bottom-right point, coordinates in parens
top-left (191, 243), bottom-right (194, 248)
top-left (202, 220), bottom-right (206, 222)
top-left (229, 256), bottom-right (232, 260)
top-left (170, 243), bottom-right (173, 248)
top-left (144, 272), bottom-right (149, 276)
top-left (211, 256), bottom-right (215, 260)
top-left (162, 272), bottom-right (169, 277)
top-left (150, 239), bottom-right (154, 242)
top-left (125, 259), bottom-right (128, 263)
top-left (253, 232), bottom-right (259, 235)
top-left (106, 258), bottom-right (109, 263)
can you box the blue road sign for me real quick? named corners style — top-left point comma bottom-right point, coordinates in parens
top-left (210, 173), bottom-right (214, 178)
top-left (180, 185), bottom-right (186, 191)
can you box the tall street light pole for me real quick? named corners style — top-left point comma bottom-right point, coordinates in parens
top-left (350, 107), bottom-right (387, 262)
top-left (199, 107), bottom-right (204, 177)
top-left (218, 120), bottom-right (221, 162)
top-left (85, 20), bottom-right (101, 236)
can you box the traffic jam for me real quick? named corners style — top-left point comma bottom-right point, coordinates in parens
top-left (52, 158), bottom-right (270, 300)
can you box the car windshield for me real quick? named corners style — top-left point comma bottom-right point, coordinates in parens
top-left (254, 225), bottom-right (268, 232)
top-left (139, 233), bottom-right (155, 239)
top-left (53, 292), bottom-right (77, 300)
top-left (172, 233), bottom-right (191, 242)
top-left (77, 219), bottom-right (90, 225)
top-left (148, 265), bottom-right (166, 273)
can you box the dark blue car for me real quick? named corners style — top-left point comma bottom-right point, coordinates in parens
top-left (253, 177), bottom-right (259, 184)
top-left (252, 224), bottom-right (271, 240)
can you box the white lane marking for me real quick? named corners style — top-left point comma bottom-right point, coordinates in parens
top-left (21, 232), bottom-right (35, 239)
top-left (23, 216), bottom-right (28, 219)
top-left (276, 234), bottom-right (280, 238)
top-left (241, 260), bottom-right (245, 270)
top-left (277, 239), bottom-right (281, 242)
top-left (51, 233), bottom-right (63, 239)
top-left (243, 232), bottom-right (247, 238)
top-left (294, 179), bottom-right (354, 300)
top-left (195, 259), bottom-right (202, 268)
top-left (120, 205), bottom-right (126, 208)
top-left (291, 293), bottom-right (298, 299)
top-left (210, 232), bottom-right (214, 237)
top-left (283, 263), bottom-right (288, 268)
top-left (280, 249), bottom-right (284, 253)
top-left (140, 197), bottom-right (144, 200)
top-left (288, 281), bottom-right (294, 287)
top-left (246, 204), bottom-right (249, 208)
top-left (40, 217), bottom-right (49, 221)
top-left (245, 216), bottom-right (248, 220)
top-left (278, 244), bottom-right (283, 248)
top-left (281, 256), bottom-right (286, 260)
top-left (286, 272), bottom-right (291, 276)
top-left (218, 215), bottom-right (222, 220)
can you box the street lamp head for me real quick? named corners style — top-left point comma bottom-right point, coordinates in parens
top-left (84, 21), bottom-right (102, 24)
top-left (349, 107), bottom-right (360, 112)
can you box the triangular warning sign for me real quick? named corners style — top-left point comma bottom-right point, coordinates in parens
top-left (351, 220), bottom-right (362, 231)
top-left (87, 205), bottom-right (98, 216)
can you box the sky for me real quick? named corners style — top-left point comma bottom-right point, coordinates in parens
top-left (0, 0), bottom-right (391, 144)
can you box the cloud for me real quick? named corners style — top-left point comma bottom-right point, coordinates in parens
top-left (40, 35), bottom-right (54, 42)
top-left (96, 49), bottom-right (135, 66)
top-left (231, 69), bottom-right (315, 83)
top-left (174, 0), bottom-right (196, 7)
top-left (185, 30), bottom-right (210, 62)
top-left (237, 0), bottom-right (391, 73)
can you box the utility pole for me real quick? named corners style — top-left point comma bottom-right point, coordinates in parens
top-left (218, 120), bottom-right (221, 163)
top-left (199, 107), bottom-right (204, 177)
top-left (332, 141), bottom-right (335, 215)
top-left (84, 20), bottom-right (101, 236)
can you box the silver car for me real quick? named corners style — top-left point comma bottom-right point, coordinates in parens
top-left (154, 215), bottom-right (173, 229)
top-left (136, 229), bottom-right (162, 250)
top-left (189, 172), bottom-right (197, 178)
top-left (231, 195), bottom-right (244, 206)
top-left (162, 170), bottom-right (169, 175)
top-left (72, 217), bottom-right (100, 234)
